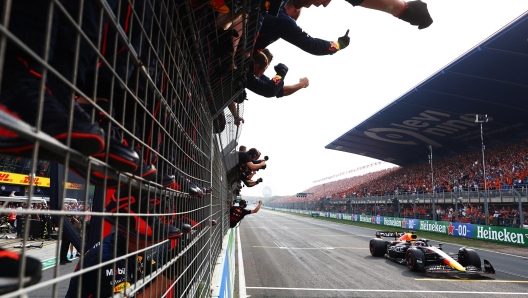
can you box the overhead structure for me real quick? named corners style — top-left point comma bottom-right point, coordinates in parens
top-left (326, 12), bottom-right (528, 166)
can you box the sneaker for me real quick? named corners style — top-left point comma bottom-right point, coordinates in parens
top-left (133, 161), bottom-right (157, 182)
top-left (188, 182), bottom-right (203, 197)
top-left (69, 155), bottom-right (155, 189)
top-left (80, 102), bottom-right (139, 173)
top-left (0, 105), bottom-right (45, 158)
top-left (201, 186), bottom-right (213, 195)
top-left (157, 173), bottom-right (178, 190)
top-left (104, 188), bottom-right (182, 241)
top-left (0, 57), bottom-right (105, 157)
top-left (179, 215), bottom-right (200, 230)
top-left (173, 171), bottom-right (203, 197)
top-left (0, 247), bottom-right (42, 295)
top-left (91, 136), bottom-right (140, 173)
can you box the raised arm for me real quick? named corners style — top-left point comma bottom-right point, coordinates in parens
top-left (282, 77), bottom-right (309, 97)
top-left (354, 0), bottom-right (433, 29)
top-left (251, 200), bottom-right (263, 214)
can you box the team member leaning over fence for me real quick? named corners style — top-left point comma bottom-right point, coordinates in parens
top-left (246, 51), bottom-right (309, 98)
top-left (237, 148), bottom-right (266, 187)
top-left (230, 200), bottom-right (263, 228)
top-left (254, 1), bottom-right (351, 55)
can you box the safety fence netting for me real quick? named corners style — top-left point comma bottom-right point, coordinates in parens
top-left (0, 0), bottom-right (259, 297)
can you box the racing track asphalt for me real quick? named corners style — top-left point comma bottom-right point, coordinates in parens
top-left (239, 208), bottom-right (528, 298)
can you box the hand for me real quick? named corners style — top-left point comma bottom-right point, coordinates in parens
top-left (337, 29), bottom-right (350, 49)
top-left (299, 77), bottom-right (309, 88)
top-left (398, 1), bottom-right (433, 29)
top-left (259, 200), bottom-right (263, 205)
top-left (234, 116), bottom-right (244, 126)
top-left (274, 63), bottom-right (288, 78)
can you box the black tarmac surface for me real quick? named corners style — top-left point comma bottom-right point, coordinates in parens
top-left (240, 209), bottom-right (528, 298)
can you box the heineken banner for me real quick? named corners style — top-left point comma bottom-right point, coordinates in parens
top-left (384, 217), bottom-right (404, 228)
top-left (419, 220), bottom-right (450, 234)
top-left (359, 215), bottom-right (372, 223)
top-left (473, 225), bottom-right (527, 246)
top-left (342, 214), bottom-right (352, 221)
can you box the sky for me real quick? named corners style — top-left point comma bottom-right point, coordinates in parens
top-left (238, 0), bottom-right (528, 197)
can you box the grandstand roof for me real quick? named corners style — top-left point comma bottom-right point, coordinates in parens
top-left (326, 12), bottom-right (528, 167)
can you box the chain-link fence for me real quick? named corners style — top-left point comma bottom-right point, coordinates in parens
top-left (0, 0), bottom-right (257, 297)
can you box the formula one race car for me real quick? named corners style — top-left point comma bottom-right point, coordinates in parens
top-left (369, 231), bottom-right (495, 277)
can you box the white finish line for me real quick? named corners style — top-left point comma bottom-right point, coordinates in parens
top-left (245, 287), bottom-right (528, 295)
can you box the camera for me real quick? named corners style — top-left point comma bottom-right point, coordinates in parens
top-left (264, 156), bottom-right (269, 161)
top-left (260, 164), bottom-right (267, 170)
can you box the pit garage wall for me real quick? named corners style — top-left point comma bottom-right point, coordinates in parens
top-left (272, 209), bottom-right (528, 247)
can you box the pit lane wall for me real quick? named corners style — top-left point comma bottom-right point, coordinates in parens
top-left (274, 209), bottom-right (528, 247)
top-left (211, 228), bottom-right (235, 298)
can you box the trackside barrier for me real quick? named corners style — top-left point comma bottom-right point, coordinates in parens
top-left (211, 228), bottom-right (235, 298)
top-left (271, 208), bottom-right (528, 247)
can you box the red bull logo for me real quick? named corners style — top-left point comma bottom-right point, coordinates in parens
top-left (272, 75), bottom-right (282, 85)
top-left (398, 233), bottom-right (417, 242)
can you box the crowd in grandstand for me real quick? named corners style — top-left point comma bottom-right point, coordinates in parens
top-left (278, 140), bottom-right (528, 202)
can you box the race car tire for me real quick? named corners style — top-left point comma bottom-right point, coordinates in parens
top-left (406, 248), bottom-right (425, 272)
top-left (457, 248), bottom-right (481, 270)
top-left (369, 238), bottom-right (386, 257)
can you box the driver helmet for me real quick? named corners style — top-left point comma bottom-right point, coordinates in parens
top-left (414, 240), bottom-right (426, 247)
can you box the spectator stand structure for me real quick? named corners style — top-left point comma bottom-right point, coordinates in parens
top-left (0, 1), bottom-right (265, 297)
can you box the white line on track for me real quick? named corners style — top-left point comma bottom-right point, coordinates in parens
top-left (415, 278), bottom-right (528, 283)
top-left (237, 227), bottom-right (247, 298)
top-left (245, 287), bottom-right (528, 294)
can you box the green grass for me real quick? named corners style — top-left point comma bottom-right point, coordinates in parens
top-left (274, 210), bottom-right (520, 250)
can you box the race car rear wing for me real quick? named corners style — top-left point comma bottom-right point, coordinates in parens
top-left (375, 231), bottom-right (408, 238)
